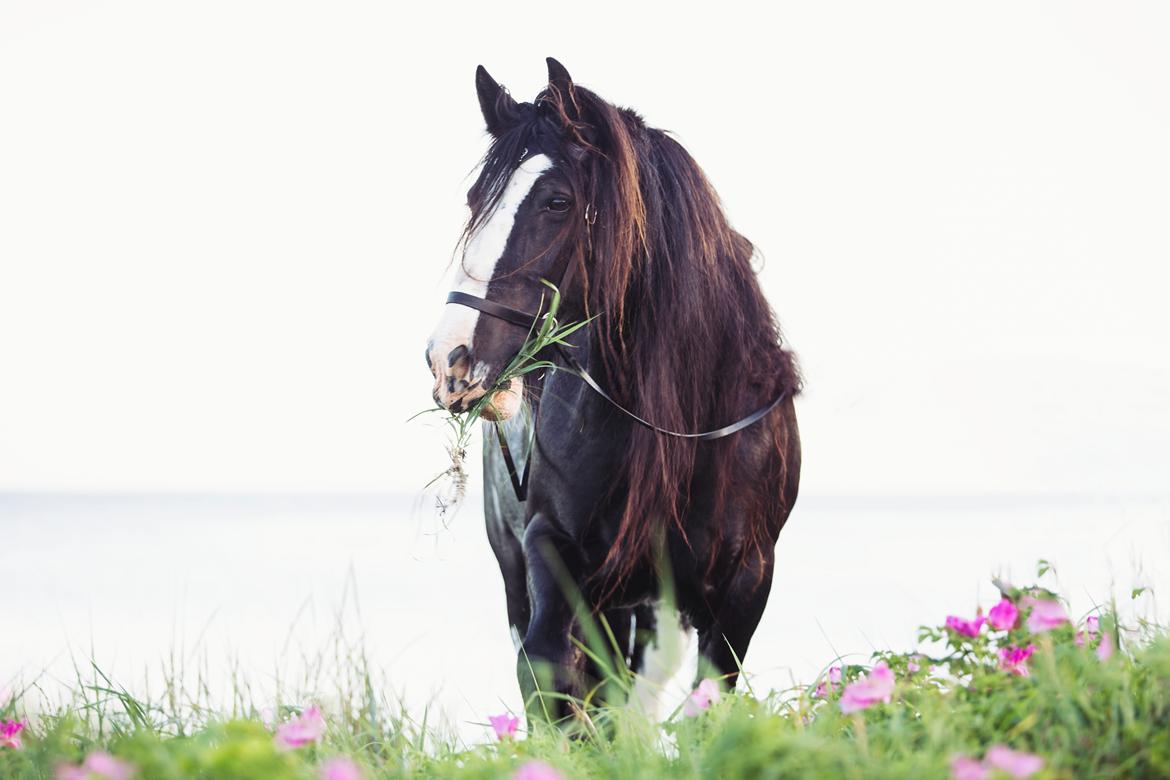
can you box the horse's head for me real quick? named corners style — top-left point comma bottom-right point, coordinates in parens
top-left (426, 59), bottom-right (600, 420)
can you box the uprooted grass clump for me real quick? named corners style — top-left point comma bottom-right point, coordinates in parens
top-left (2, 565), bottom-right (1168, 779)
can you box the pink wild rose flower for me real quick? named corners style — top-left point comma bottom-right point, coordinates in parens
top-left (0, 719), bottom-right (25, 750)
top-left (839, 662), bottom-right (895, 714)
top-left (813, 666), bottom-right (843, 699)
top-left (683, 678), bottom-right (721, 717)
top-left (513, 760), bottom-right (565, 780)
top-left (950, 755), bottom-right (989, 780)
top-left (985, 745), bottom-right (1045, 779)
top-left (1024, 597), bottom-right (1069, 633)
top-left (275, 706), bottom-right (326, 750)
top-left (1097, 631), bottom-right (1116, 661)
top-left (55, 752), bottom-right (136, 780)
top-left (1075, 615), bottom-right (1101, 647)
top-left (945, 614), bottom-right (987, 638)
top-left (320, 757), bottom-right (363, 780)
top-left (998, 644), bottom-right (1036, 676)
top-left (488, 712), bottom-right (520, 740)
top-left (987, 598), bottom-right (1020, 631)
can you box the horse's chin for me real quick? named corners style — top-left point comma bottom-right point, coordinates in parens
top-left (479, 377), bottom-right (523, 422)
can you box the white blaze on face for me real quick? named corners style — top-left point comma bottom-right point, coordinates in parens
top-left (429, 154), bottom-right (554, 364)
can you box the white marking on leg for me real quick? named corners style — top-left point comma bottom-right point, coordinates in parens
top-left (631, 603), bottom-right (693, 719)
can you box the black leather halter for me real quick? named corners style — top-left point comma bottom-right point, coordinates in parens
top-left (445, 278), bottom-right (789, 501)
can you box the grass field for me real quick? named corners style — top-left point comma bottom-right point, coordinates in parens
top-left (2, 566), bottom-right (1167, 779)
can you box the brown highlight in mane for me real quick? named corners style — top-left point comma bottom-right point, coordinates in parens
top-left (467, 80), bottom-right (802, 595)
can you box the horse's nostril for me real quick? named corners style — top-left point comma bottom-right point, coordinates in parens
top-left (447, 344), bottom-right (470, 369)
top-left (425, 344), bottom-right (434, 370)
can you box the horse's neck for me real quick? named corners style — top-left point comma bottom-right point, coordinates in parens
top-left (527, 327), bottom-right (630, 512)
top-left (533, 325), bottom-right (616, 432)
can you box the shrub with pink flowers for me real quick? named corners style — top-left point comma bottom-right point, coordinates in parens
top-left (903, 582), bottom-right (1099, 684)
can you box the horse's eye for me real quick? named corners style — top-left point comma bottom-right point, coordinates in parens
top-left (544, 197), bottom-right (572, 213)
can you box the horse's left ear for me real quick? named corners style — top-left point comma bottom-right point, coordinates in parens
top-left (546, 57), bottom-right (574, 98)
top-left (545, 57), bottom-right (586, 128)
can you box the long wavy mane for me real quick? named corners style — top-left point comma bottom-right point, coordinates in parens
top-left (468, 79), bottom-right (802, 592)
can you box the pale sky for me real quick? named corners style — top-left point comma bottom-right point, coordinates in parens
top-left (1, 1), bottom-right (1168, 496)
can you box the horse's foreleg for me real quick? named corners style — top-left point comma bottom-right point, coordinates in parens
top-left (517, 512), bottom-right (585, 722)
top-left (596, 606), bottom-right (633, 675)
top-left (483, 422), bottom-right (533, 647)
top-left (694, 550), bottom-right (775, 690)
top-left (486, 515), bottom-right (530, 649)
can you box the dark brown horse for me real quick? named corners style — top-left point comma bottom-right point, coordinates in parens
top-left (425, 58), bottom-right (801, 721)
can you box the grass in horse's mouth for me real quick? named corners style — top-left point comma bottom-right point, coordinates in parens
top-left (413, 281), bottom-right (593, 522)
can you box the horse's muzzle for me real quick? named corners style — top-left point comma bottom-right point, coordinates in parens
top-left (426, 341), bottom-right (489, 414)
top-left (425, 342), bottom-right (523, 420)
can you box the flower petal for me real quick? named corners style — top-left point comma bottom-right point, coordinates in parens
top-left (1024, 597), bottom-right (1069, 633)
top-left (985, 745), bottom-right (1045, 779)
top-left (321, 757), bottom-right (363, 780)
top-left (839, 662), bottom-right (895, 714)
top-left (513, 760), bottom-right (564, 780)
top-left (0, 719), bottom-right (25, 750)
top-left (988, 599), bottom-right (1020, 631)
top-left (275, 705), bottom-right (327, 749)
top-left (488, 713), bottom-right (520, 740)
top-left (950, 755), bottom-right (990, 780)
top-left (1097, 632), bottom-right (1116, 661)
top-left (946, 615), bottom-right (987, 638)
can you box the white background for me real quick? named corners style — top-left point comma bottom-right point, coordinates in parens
top-left (3, 1), bottom-right (1167, 495)
top-left (2, 0), bottom-right (1168, 739)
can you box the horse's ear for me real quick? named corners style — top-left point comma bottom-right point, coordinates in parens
top-left (546, 57), bottom-right (573, 97)
top-left (545, 57), bottom-right (585, 127)
top-left (476, 64), bottom-right (518, 137)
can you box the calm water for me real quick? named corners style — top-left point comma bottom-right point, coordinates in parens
top-left (2, 492), bottom-right (1168, 742)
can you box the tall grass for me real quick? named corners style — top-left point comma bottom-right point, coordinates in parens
top-left (3, 565), bottom-right (1167, 779)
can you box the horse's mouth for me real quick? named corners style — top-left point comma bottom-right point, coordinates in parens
top-left (478, 377), bottom-right (523, 421)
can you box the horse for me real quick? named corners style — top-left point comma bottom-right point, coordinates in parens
top-left (425, 58), bottom-right (802, 722)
